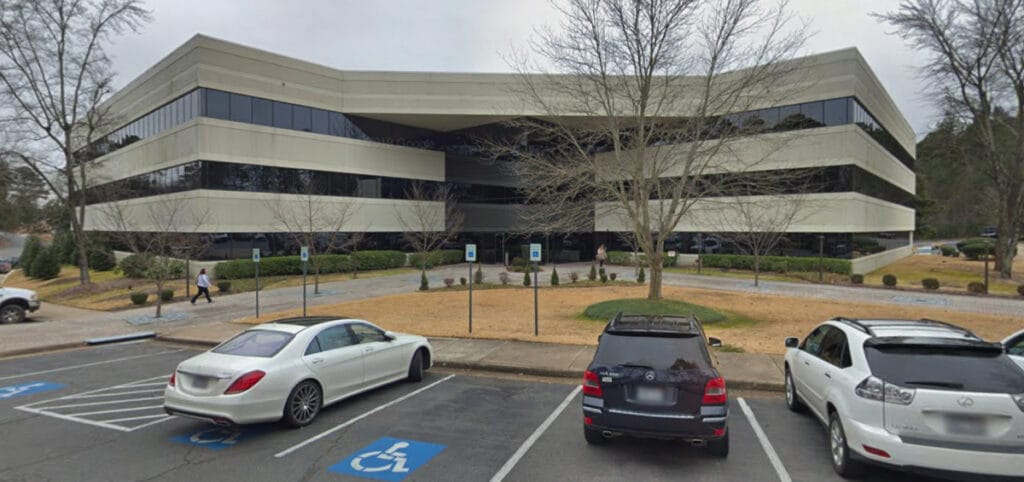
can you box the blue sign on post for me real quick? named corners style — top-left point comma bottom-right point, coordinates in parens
top-left (465, 244), bottom-right (477, 262)
top-left (329, 437), bottom-right (446, 481)
top-left (0, 381), bottom-right (63, 400)
top-left (529, 243), bottom-right (542, 262)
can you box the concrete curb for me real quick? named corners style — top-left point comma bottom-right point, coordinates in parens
top-left (0, 342), bottom-right (85, 359)
top-left (156, 336), bottom-right (218, 348)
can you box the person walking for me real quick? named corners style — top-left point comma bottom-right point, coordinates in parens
top-left (596, 244), bottom-right (607, 268)
top-left (191, 268), bottom-right (213, 304)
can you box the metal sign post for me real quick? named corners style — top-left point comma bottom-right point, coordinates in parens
top-left (465, 244), bottom-right (477, 334)
top-left (530, 243), bottom-right (541, 336)
top-left (301, 246), bottom-right (309, 317)
top-left (252, 248), bottom-right (261, 318)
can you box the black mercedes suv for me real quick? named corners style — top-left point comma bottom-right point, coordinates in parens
top-left (581, 312), bottom-right (729, 457)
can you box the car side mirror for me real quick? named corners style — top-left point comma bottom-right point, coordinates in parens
top-left (785, 337), bottom-right (799, 348)
top-left (708, 337), bottom-right (723, 348)
top-left (384, 331), bottom-right (397, 342)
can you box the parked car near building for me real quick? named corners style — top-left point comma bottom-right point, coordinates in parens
top-left (0, 287), bottom-right (41, 324)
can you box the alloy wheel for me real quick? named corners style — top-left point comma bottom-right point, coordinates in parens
top-left (290, 383), bottom-right (320, 425)
top-left (785, 373), bottom-right (794, 406)
top-left (830, 418), bottom-right (845, 468)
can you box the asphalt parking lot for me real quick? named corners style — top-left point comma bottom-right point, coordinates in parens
top-left (0, 342), bottom-right (960, 482)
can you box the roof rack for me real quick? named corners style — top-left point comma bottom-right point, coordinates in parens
top-left (916, 318), bottom-right (978, 337)
top-left (831, 316), bottom-right (873, 335)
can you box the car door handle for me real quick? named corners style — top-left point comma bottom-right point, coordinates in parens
top-left (311, 358), bottom-right (324, 364)
top-left (803, 360), bottom-right (810, 366)
top-left (825, 373), bottom-right (832, 379)
top-left (364, 347), bottom-right (374, 353)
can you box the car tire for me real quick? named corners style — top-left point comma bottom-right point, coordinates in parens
top-left (283, 380), bottom-right (322, 428)
top-left (829, 412), bottom-right (864, 479)
top-left (707, 431), bottom-right (729, 458)
top-left (785, 368), bottom-right (806, 413)
top-left (407, 349), bottom-right (424, 382)
top-left (583, 425), bottom-right (607, 445)
top-left (0, 304), bottom-right (26, 324)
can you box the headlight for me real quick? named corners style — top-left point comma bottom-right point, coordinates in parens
top-left (855, 376), bottom-right (915, 405)
top-left (30, 294), bottom-right (39, 301)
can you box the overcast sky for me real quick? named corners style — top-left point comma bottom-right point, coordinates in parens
top-left (107, 0), bottom-right (938, 138)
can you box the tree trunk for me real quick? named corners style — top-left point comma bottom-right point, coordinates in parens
top-left (71, 154), bottom-right (91, 286)
top-left (314, 258), bottom-right (321, 295)
top-left (647, 254), bottom-right (663, 300)
top-left (754, 252), bottom-right (761, 287)
top-left (996, 196), bottom-right (1019, 279)
top-left (70, 208), bottom-right (91, 286)
top-left (154, 281), bottom-right (163, 318)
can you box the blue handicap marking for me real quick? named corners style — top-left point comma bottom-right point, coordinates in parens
top-left (0, 381), bottom-right (63, 400)
top-left (329, 437), bottom-right (445, 481)
top-left (170, 426), bottom-right (264, 450)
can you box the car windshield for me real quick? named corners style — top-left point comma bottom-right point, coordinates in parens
top-left (594, 333), bottom-right (711, 371)
top-left (212, 330), bottom-right (294, 358)
top-left (865, 345), bottom-right (1024, 393)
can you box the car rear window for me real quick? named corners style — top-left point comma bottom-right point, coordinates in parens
top-left (213, 330), bottom-right (294, 358)
top-left (866, 346), bottom-right (1024, 393)
top-left (594, 333), bottom-right (712, 370)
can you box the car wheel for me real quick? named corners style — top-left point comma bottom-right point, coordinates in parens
top-left (583, 425), bottom-right (606, 445)
top-left (0, 305), bottom-right (26, 324)
top-left (407, 349), bottom-right (425, 382)
top-left (283, 380), bottom-right (321, 428)
top-left (785, 369), bottom-right (806, 413)
top-left (707, 431), bottom-right (729, 458)
top-left (829, 412), bottom-right (864, 478)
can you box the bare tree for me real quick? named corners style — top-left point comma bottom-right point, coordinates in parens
top-left (705, 171), bottom-right (816, 286)
top-left (493, 0), bottom-right (809, 299)
top-left (96, 195), bottom-right (210, 318)
top-left (264, 181), bottom-right (361, 294)
top-left (396, 182), bottom-right (464, 289)
top-left (0, 0), bottom-right (150, 285)
top-left (877, 0), bottom-right (1024, 278)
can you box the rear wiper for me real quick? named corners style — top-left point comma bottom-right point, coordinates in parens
top-left (904, 380), bottom-right (964, 389)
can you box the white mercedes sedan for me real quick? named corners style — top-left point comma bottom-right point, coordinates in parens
top-left (164, 316), bottom-right (433, 427)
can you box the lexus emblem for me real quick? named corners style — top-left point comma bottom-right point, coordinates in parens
top-left (644, 371), bottom-right (655, 382)
top-left (957, 397), bottom-right (974, 407)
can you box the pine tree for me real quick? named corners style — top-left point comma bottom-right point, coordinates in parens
top-left (588, 263), bottom-right (597, 281)
top-left (550, 267), bottom-right (560, 286)
top-left (523, 271), bottom-right (531, 287)
top-left (474, 264), bottom-right (484, 284)
top-left (637, 267), bottom-right (646, 284)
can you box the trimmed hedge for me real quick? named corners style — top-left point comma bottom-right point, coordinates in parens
top-left (967, 281), bottom-right (987, 294)
top-left (408, 250), bottom-right (463, 269)
top-left (119, 254), bottom-right (153, 279)
top-left (607, 251), bottom-right (679, 268)
top-left (214, 250), bottom-right (407, 280)
top-left (159, 289), bottom-right (174, 301)
top-left (217, 281), bottom-right (232, 292)
top-left (921, 278), bottom-right (940, 290)
top-left (130, 292), bottom-right (148, 305)
top-left (882, 274), bottom-right (897, 287)
top-left (1018, 285), bottom-right (1024, 297)
top-left (701, 254), bottom-right (852, 275)
top-left (850, 274), bottom-right (864, 284)
top-left (956, 237), bottom-right (995, 251)
top-left (960, 242), bottom-right (994, 260)
top-left (939, 245), bottom-right (958, 257)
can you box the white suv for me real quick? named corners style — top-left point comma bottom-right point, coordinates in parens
top-left (784, 318), bottom-right (1024, 479)
top-left (0, 287), bottom-right (41, 323)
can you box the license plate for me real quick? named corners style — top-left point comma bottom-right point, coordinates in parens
top-left (191, 377), bottom-right (209, 389)
top-left (945, 415), bottom-right (985, 436)
top-left (635, 386), bottom-right (665, 403)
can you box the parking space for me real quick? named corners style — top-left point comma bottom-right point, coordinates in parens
top-left (0, 342), bottom-right (961, 481)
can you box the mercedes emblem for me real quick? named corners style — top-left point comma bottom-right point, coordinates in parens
top-left (644, 371), bottom-right (655, 382)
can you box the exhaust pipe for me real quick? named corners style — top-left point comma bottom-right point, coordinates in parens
top-left (602, 431), bottom-right (615, 438)
top-left (689, 439), bottom-right (707, 447)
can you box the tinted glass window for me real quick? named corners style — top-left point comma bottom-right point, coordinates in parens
top-left (317, 326), bottom-right (356, 351)
top-left (801, 326), bottom-right (830, 356)
top-left (866, 346), bottom-right (1024, 393)
top-left (252, 98), bottom-right (273, 126)
top-left (311, 108), bottom-right (329, 134)
top-left (206, 89), bottom-right (230, 120)
top-left (593, 333), bottom-right (712, 370)
top-left (305, 338), bottom-right (321, 355)
top-left (800, 101), bottom-right (824, 126)
top-left (293, 105), bottom-right (312, 132)
top-left (273, 101), bottom-right (292, 129)
top-left (230, 93), bottom-right (252, 123)
top-left (328, 112), bottom-right (346, 136)
top-left (213, 330), bottom-right (293, 357)
top-left (823, 98), bottom-right (849, 126)
top-left (350, 323), bottom-right (387, 344)
top-left (818, 329), bottom-right (849, 367)
top-left (1005, 335), bottom-right (1024, 357)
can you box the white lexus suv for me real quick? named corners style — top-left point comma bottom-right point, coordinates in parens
top-left (784, 318), bottom-right (1024, 479)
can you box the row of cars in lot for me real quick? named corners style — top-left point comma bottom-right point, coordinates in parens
top-left (162, 311), bottom-right (1024, 480)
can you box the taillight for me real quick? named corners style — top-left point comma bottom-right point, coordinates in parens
top-left (702, 377), bottom-right (727, 405)
top-left (168, 372), bottom-right (176, 387)
top-left (855, 376), bottom-right (915, 405)
top-left (224, 370), bottom-right (266, 394)
top-left (583, 370), bottom-right (603, 397)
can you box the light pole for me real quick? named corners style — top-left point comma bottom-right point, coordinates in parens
top-left (818, 234), bottom-right (825, 283)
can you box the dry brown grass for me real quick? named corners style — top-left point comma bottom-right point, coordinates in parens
top-left (234, 285), bottom-right (1024, 354)
top-left (865, 253), bottom-right (1024, 295)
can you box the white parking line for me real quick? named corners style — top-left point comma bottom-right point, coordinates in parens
top-left (0, 350), bottom-right (183, 381)
top-left (738, 397), bottom-right (792, 482)
top-left (66, 405), bottom-right (164, 417)
top-left (63, 388), bottom-right (164, 399)
top-left (274, 374), bottom-right (456, 458)
top-left (34, 396), bottom-right (164, 410)
top-left (490, 385), bottom-right (582, 482)
top-left (15, 374), bottom-right (173, 432)
top-left (100, 413), bottom-right (168, 424)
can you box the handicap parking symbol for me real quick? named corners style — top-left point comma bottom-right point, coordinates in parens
top-left (0, 381), bottom-right (63, 400)
top-left (170, 426), bottom-right (264, 450)
top-left (329, 437), bottom-right (445, 481)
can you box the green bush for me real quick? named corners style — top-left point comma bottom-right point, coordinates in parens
top-left (523, 271), bottom-right (531, 287)
top-left (607, 251), bottom-right (677, 267)
top-left (850, 274), bottom-right (864, 284)
top-left (217, 281), bottom-right (232, 292)
top-left (609, 272), bottom-right (617, 281)
top-left (160, 289), bottom-right (174, 301)
top-left (967, 281), bottom-right (987, 294)
top-left (352, 251), bottom-right (407, 271)
top-left (51, 229), bottom-right (76, 265)
top-left (637, 267), bottom-right (645, 283)
top-left (459, 277), bottom-right (467, 286)
top-left (940, 245), bottom-right (958, 257)
top-left (419, 272), bottom-right (429, 291)
top-left (588, 263), bottom-right (597, 281)
top-left (921, 278), bottom-right (940, 290)
top-left (30, 247), bottom-right (61, 280)
top-left (956, 237), bottom-right (995, 251)
top-left (959, 242), bottom-right (994, 260)
top-left (474, 265), bottom-right (484, 284)
top-left (119, 254), bottom-right (154, 279)
top-left (19, 235), bottom-right (43, 278)
top-left (445, 278), bottom-right (456, 288)
top-left (511, 256), bottom-right (528, 268)
top-left (130, 292), bottom-right (148, 305)
top-left (569, 272), bottom-right (579, 283)
top-left (87, 246), bottom-right (117, 272)
top-left (408, 249), bottom-right (463, 269)
top-left (882, 274), bottom-right (897, 287)
top-left (599, 268), bottom-right (608, 283)
top-left (550, 267), bottom-right (559, 286)
top-left (1017, 285), bottom-right (1024, 297)
top-left (214, 251), bottom-right (407, 279)
top-left (701, 254), bottom-right (852, 275)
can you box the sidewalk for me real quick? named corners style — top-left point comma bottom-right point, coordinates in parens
top-left (157, 322), bottom-right (786, 391)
